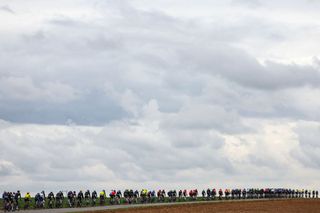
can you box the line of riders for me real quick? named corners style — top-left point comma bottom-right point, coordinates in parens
top-left (2, 188), bottom-right (319, 212)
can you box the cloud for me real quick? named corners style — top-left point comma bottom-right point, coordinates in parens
top-left (0, 160), bottom-right (20, 176)
top-left (0, 118), bottom-right (232, 191)
top-left (161, 103), bottom-right (249, 134)
top-left (0, 76), bottom-right (79, 103)
top-left (0, 0), bottom-right (319, 125)
top-left (231, 0), bottom-right (263, 8)
top-left (177, 44), bottom-right (320, 90)
top-left (1, 117), bottom-right (319, 192)
top-left (0, 5), bottom-right (14, 14)
top-left (0, 0), bottom-right (320, 192)
top-left (291, 121), bottom-right (320, 169)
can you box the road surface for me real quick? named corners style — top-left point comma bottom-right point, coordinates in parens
top-left (1, 199), bottom-right (316, 213)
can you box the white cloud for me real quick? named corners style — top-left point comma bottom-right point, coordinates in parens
top-left (1, 117), bottom-right (319, 192)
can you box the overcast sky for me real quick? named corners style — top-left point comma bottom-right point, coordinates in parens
top-left (1, 0), bottom-right (320, 194)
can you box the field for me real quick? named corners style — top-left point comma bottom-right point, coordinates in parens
top-left (86, 200), bottom-right (320, 213)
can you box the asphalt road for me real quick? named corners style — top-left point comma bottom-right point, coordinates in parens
top-left (0, 199), bottom-right (289, 213)
top-left (1, 201), bottom-right (208, 213)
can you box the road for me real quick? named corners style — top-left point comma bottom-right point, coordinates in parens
top-left (0, 199), bottom-right (291, 213)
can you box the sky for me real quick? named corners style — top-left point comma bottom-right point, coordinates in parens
top-left (0, 0), bottom-right (320, 194)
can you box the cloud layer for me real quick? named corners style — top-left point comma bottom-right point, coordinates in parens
top-left (0, 0), bottom-right (320, 192)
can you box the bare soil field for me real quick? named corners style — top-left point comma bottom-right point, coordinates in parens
top-left (87, 199), bottom-right (320, 213)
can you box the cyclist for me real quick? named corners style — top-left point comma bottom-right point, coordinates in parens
top-left (99, 190), bottom-right (106, 205)
top-left (48, 192), bottom-right (55, 208)
top-left (24, 192), bottom-right (31, 210)
top-left (92, 190), bottom-right (97, 206)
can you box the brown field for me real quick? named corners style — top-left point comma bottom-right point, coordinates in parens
top-left (87, 199), bottom-right (320, 213)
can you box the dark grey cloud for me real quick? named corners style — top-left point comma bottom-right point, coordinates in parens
top-left (0, 93), bottom-right (127, 125)
top-left (177, 44), bottom-right (320, 90)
